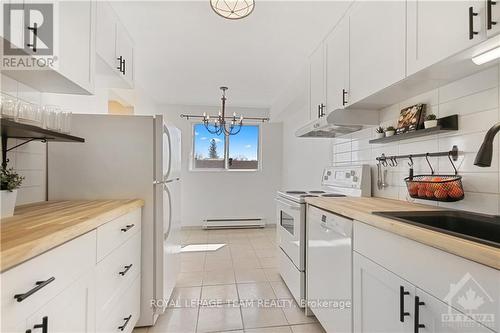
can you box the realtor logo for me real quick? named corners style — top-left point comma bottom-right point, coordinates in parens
top-left (442, 273), bottom-right (495, 330)
top-left (3, 3), bottom-right (53, 56)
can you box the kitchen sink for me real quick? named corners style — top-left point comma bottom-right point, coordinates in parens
top-left (372, 211), bottom-right (500, 248)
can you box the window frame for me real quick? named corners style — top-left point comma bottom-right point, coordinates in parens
top-left (190, 122), bottom-right (262, 172)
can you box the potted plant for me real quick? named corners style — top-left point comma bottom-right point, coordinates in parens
top-left (385, 126), bottom-right (396, 137)
top-left (1, 167), bottom-right (24, 218)
top-left (375, 126), bottom-right (385, 139)
top-left (424, 114), bottom-right (438, 129)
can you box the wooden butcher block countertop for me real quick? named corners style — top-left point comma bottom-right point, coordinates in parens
top-left (0, 200), bottom-right (144, 272)
top-left (306, 197), bottom-right (500, 270)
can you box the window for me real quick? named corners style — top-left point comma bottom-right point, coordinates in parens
top-left (192, 124), bottom-right (260, 170)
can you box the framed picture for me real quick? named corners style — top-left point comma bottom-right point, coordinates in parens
top-left (396, 104), bottom-right (426, 134)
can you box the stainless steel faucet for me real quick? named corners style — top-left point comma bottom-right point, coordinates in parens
top-left (474, 122), bottom-right (500, 167)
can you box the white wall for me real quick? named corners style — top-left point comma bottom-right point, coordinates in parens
top-left (158, 104), bottom-right (283, 227)
top-left (1, 74), bottom-right (47, 204)
top-left (273, 65), bottom-right (500, 216)
top-left (271, 66), bottom-right (332, 190)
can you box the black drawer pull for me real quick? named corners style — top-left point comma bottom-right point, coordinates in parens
top-left (342, 89), bottom-right (348, 106)
top-left (121, 224), bottom-right (135, 232)
top-left (118, 315), bottom-right (132, 331)
top-left (469, 7), bottom-right (479, 39)
top-left (117, 56), bottom-right (123, 72)
top-left (119, 264), bottom-right (133, 276)
top-left (122, 58), bottom-right (126, 75)
top-left (33, 316), bottom-right (48, 333)
top-left (14, 277), bottom-right (55, 302)
top-left (400, 286), bottom-right (410, 322)
top-left (414, 296), bottom-right (425, 333)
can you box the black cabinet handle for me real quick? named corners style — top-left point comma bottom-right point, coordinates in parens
top-left (119, 264), bottom-right (133, 276)
top-left (14, 277), bottom-right (55, 302)
top-left (26, 22), bottom-right (38, 52)
top-left (469, 7), bottom-right (479, 39)
top-left (414, 296), bottom-right (425, 333)
top-left (122, 58), bottom-right (126, 75)
top-left (488, 0), bottom-right (498, 29)
top-left (121, 224), bottom-right (135, 232)
top-left (117, 56), bottom-right (123, 72)
top-left (33, 316), bottom-right (48, 333)
top-left (118, 315), bottom-right (132, 331)
top-left (400, 286), bottom-right (410, 322)
top-left (319, 103), bottom-right (325, 117)
top-left (25, 330), bottom-right (31, 333)
top-left (342, 89), bottom-right (348, 106)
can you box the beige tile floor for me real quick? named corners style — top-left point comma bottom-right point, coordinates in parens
top-left (133, 227), bottom-right (325, 333)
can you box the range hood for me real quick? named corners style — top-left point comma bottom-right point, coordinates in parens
top-left (295, 108), bottom-right (379, 138)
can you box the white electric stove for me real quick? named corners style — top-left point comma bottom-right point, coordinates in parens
top-left (275, 165), bottom-right (371, 307)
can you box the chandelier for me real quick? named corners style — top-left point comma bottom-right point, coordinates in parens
top-left (180, 87), bottom-right (269, 136)
top-left (210, 0), bottom-right (255, 20)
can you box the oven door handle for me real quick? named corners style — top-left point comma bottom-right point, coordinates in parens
top-left (275, 198), bottom-right (301, 210)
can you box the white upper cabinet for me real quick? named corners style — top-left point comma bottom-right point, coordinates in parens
top-left (325, 16), bottom-right (350, 111)
top-left (96, 1), bottom-right (117, 71)
top-left (1, 0), bottom-right (95, 94)
top-left (309, 43), bottom-right (326, 120)
top-left (95, 1), bottom-right (134, 88)
top-left (348, 1), bottom-right (406, 105)
top-left (407, 0), bottom-right (487, 76)
top-left (353, 252), bottom-right (414, 333)
top-left (487, 0), bottom-right (500, 37)
top-left (116, 27), bottom-right (134, 87)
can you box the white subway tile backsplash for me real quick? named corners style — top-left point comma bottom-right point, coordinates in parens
top-left (439, 87), bottom-right (498, 118)
top-left (331, 64), bottom-right (500, 215)
top-left (439, 66), bottom-right (498, 104)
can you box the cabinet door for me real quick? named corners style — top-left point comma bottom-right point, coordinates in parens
top-left (407, 1), bottom-right (487, 76)
top-left (96, 1), bottom-right (117, 70)
top-left (349, 1), bottom-right (406, 104)
top-left (353, 252), bottom-right (414, 333)
top-left (326, 16), bottom-right (349, 111)
top-left (116, 22), bottom-right (134, 88)
top-left (487, 0), bottom-right (500, 37)
top-left (415, 288), bottom-right (493, 333)
top-left (309, 43), bottom-right (325, 120)
top-left (26, 272), bottom-right (95, 333)
top-left (57, 0), bottom-right (95, 93)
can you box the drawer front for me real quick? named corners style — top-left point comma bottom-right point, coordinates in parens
top-left (96, 208), bottom-right (141, 262)
top-left (96, 231), bottom-right (141, 319)
top-left (1, 231), bottom-right (96, 331)
top-left (97, 276), bottom-right (141, 333)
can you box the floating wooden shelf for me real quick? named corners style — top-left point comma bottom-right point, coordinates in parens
top-left (369, 115), bottom-right (458, 144)
top-left (1, 119), bottom-right (84, 168)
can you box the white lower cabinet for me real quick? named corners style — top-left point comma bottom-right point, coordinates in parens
top-left (26, 272), bottom-right (96, 333)
top-left (353, 252), bottom-right (414, 333)
top-left (0, 208), bottom-right (142, 333)
top-left (415, 288), bottom-right (493, 333)
top-left (353, 221), bottom-right (498, 333)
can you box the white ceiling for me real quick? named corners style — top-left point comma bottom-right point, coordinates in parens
top-left (111, 1), bottom-right (351, 108)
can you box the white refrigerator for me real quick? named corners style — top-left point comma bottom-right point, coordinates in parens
top-left (47, 114), bottom-right (181, 327)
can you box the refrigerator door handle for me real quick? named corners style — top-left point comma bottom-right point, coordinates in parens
top-left (154, 178), bottom-right (179, 185)
top-left (163, 184), bottom-right (173, 241)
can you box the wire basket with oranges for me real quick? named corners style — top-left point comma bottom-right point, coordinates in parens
top-left (405, 175), bottom-right (464, 202)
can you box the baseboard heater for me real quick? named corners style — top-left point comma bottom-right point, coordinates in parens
top-left (202, 218), bottom-right (265, 229)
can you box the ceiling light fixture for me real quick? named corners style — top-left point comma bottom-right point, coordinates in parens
top-left (472, 45), bottom-right (500, 65)
top-left (180, 87), bottom-right (269, 136)
top-left (210, 0), bottom-right (255, 20)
